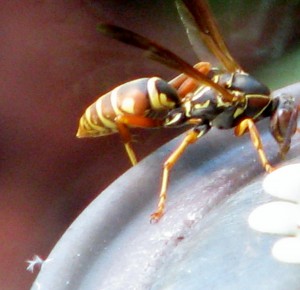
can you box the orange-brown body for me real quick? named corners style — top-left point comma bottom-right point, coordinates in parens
top-left (76, 77), bottom-right (180, 138)
top-left (77, 0), bottom-right (299, 222)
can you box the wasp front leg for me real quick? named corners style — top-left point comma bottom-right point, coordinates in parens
top-left (151, 124), bottom-right (210, 222)
top-left (115, 115), bottom-right (162, 166)
top-left (235, 118), bottom-right (274, 173)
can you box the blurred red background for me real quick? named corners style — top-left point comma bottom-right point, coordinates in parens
top-left (0, 1), bottom-right (299, 289)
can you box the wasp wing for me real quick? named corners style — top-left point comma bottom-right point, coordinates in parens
top-left (177, 0), bottom-right (242, 73)
top-left (97, 23), bottom-right (234, 102)
top-left (175, 0), bottom-right (218, 67)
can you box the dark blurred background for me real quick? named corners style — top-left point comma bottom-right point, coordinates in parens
top-left (0, 1), bottom-right (299, 289)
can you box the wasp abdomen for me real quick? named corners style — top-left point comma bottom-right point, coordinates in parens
top-left (76, 77), bottom-right (180, 138)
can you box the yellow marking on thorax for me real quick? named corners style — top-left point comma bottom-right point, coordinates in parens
top-left (165, 113), bottom-right (182, 126)
top-left (183, 101), bottom-right (192, 117)
top-left (226, 73), bottom-right (235, 87)
top-left (194, 100), bottom-right (210, 109)
top-left (216, 94), bottom-right (234, 108)
top-left (212, 74), bottom-right (220, 83)
top-left (233, 107), bottom-right (245, 118)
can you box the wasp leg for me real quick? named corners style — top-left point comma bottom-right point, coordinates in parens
top-left (169, 62), bottom-right (211, 98)
top-left (115, 121), bottom-right (137, 166)
top-left (234, 118), bottom-right (274, 173)
top-left (115, 115), bottom-right (162, 166)
top-left (150, 125), bottom-right (209, 222)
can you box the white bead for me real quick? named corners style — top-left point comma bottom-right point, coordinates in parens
top-left (263, 164), bottom-right (300, 202)
top-left (272, 237), bottom-right (300, 264)
top-left (248, 201), bottom-right (300, 235)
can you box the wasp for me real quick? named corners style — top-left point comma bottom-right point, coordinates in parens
top-left (77, 0), bottom-right (299, 222)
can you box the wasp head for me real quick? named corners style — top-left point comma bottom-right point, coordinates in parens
top-left (270, 94), bottom-right (298, 157)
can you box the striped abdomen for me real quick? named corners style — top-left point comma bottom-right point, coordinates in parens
top-left (76, 77), bottom-right (180, 138)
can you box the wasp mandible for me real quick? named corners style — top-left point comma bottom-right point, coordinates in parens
top-left (77, 0), bottom-right (299, 222)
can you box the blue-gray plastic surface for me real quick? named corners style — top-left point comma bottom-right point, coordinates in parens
top-left (32, 84), bottom-right (300, 290)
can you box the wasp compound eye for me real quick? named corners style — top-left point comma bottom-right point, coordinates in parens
top-left (270, 94), bottom-right (298, 156)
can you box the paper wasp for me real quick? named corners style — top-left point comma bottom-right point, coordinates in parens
top-left (77, 0), bottom-right (299, 222)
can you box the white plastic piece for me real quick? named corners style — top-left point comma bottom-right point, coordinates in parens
top-left (263, 164), bottom-right (300, 202)
top-left (248, 201), bottom-right (300, 235)
top-left (272, 237), bottom-right (300, 264)
top-left (26, 255), bottom-right (44, 273)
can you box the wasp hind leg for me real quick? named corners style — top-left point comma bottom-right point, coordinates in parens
top-left (115, 121), bottom-right (137, 166)
top-left (151, 125), bottom-right (210, 223)
top-left (115, 115), bottom-right (162, 166)
top-left (235, 118), bottom-right (274, 173)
